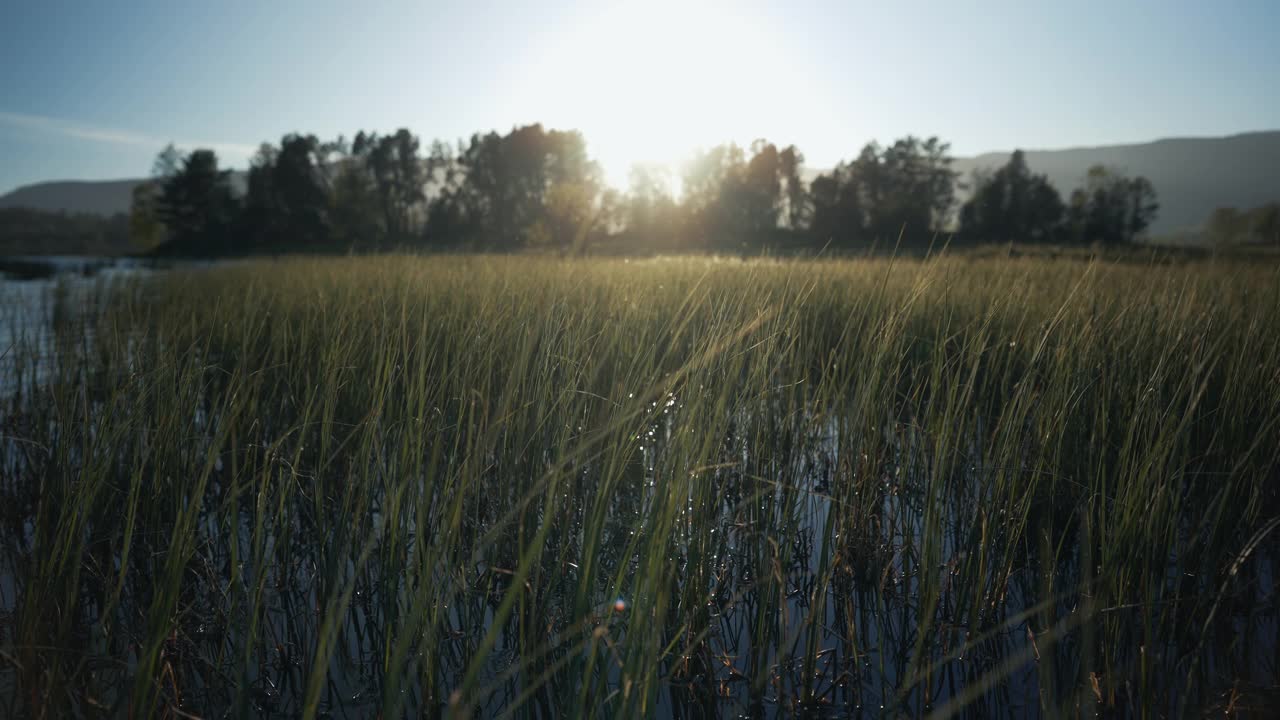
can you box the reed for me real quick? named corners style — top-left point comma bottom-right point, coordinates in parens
top-left (1, 253), bottom-right (1277, 718)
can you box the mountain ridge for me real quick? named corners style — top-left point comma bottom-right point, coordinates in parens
top-left (961, 129), bottom-right (1277, 158)
top-left (950, 130), bottom-right (1280, 237)
top-left (0, 179), bottom-right (142, 218)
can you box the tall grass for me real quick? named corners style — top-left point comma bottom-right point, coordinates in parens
top-left (1, 253), bottom-right (1277, 718)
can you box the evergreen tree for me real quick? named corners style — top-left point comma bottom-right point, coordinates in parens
top-left (959, 150), bottom-right (1064, 244)
top-left (155, 149), bottom-right (237, 255)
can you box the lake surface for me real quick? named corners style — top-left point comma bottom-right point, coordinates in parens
top-left (0, 255), bottom-right (227, 394)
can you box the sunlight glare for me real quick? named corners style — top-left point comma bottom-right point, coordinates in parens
top-left (515, 1), bottom-right (798, 191)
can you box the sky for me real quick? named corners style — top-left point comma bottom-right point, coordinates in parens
top-left (1, 0), bottom-right (1278, 194)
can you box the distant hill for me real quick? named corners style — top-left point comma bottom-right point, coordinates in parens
top-left (0, 172), bottom-right (248, 217)
top-left (2, 132), bottom-right (1277, 242)
top-left (0, 179), bottom-right (141, 217)
top-left (951, 131), bottom-right (1280, 238)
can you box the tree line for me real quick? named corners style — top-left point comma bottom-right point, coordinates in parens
top-left (1206, 203), bottom-right (1280, 246)
top-left (132, 125), bottom-right (1161, 256)
top-left (0, 207), bottom-right (132, 256)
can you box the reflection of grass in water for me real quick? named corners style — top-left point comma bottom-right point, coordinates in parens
top-left (1, 254), bottom-right (1278, 718)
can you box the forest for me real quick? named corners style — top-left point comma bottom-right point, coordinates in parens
top-left (129, 126), bottom-right (1161, 256)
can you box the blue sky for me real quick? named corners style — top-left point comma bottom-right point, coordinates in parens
top-left (2, 0), bottom-right (1277, 193)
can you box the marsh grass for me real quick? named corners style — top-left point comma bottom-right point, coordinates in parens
top-left (1, 253), bottom-right (1278, 718)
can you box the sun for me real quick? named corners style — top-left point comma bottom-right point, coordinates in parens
top-left (512, 1), bottom-right (798, 190)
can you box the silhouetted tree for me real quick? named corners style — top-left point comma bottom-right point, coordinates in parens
top-left (329, 160), bottom-right (382, 250)
top-left (1207, 202), bottom-right (1280, 246)
top-left (529, 182), bottom-right (618, 254)
top-left (155, 149), bottom-right (237, 255)
top-left (241, 144), bottom-right (278, 245)
top-left (959, 150), bottom-right (1064, 244)
top-left (428, 124), bottom-right (606, 250)
top-left (131, 144), bottom-right (182, 249)
top-left (678, 140), bottom-right (804, 248)
top-left (274, 135), bottom-right (330, 243)
top-left (623, 165), bottom-right (682, 250)
top-left (1064, 166), bottom-right (1159, 245)
top-left (809, 166), bottom-right (865, 248)
top-left (779, 145), bottom-right (809, 229)
top-left (741, 140), bottom-right (784, 233)
top-left (809, 137), bottom-right (956, 249)
top-left (241, 134), bottom-right (331, 249)
top-left (1254, 204), bottom-right (1280, 245)
top-left (680, 143), bottom-right (745, 248)
top-left (129, 182), bottom-right (165, 250)
top-left (353, 129), bottom-right (427, 245)
top-left (869, 137), bottom-right (956, 244)
top-left (152, 143), bottom-right (183, 180)
top-left (138, 125), bottom-right (991, 258)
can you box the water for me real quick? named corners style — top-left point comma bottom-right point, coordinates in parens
top-left (1, 257), bottom-right (151, 388)
top-left (0, 256), bottom-right (232, 395)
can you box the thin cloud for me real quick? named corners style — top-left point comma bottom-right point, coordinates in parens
top-left (0, 110), bottom-right (256, 159)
